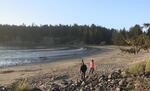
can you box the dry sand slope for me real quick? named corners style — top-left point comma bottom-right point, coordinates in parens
top-left (0, 46), bottom-right (150, 85)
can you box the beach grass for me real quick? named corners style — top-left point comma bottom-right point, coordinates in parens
top-left (127, 60), bottom-right (150, 74)
top-left (145, 60), bottom-right (150, 72)
top-left (14, 79), bottom-right (31, 91)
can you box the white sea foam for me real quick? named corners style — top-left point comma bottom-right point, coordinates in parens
top-left (0, 47), bottom-right (87, 67)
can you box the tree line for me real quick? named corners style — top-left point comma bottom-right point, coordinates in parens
top-left (0, 23), bottom-right (149, 47)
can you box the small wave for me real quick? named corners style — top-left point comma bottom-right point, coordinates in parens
top-left (0, 59), bottom-right (32, 67)
top-left (0, 47), bottom-right (88, 67)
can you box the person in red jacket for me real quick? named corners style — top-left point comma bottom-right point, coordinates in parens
top-left (89, 59), bottom-right (95, 74)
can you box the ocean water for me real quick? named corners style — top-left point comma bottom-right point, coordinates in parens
top-left (0, 47), bottom-right (87, 67)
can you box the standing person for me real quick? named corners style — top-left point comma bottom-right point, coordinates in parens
top-left (89, 59), bottom-right (95, 74)
top-left (80, 59), bottom-right (87, 80)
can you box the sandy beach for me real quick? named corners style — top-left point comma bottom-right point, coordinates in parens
top-left (0, 46), bottom-right (149, 85)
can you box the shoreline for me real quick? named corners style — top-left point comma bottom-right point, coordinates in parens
top-left (0, 46), bottom-right (104, 68)
top-left (0, 46), bottom-right (109, 85)
top-left (0, 46), bottom-right (149, 85)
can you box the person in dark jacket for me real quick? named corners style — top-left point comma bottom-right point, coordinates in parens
top-left (80, 59), bottom-right (87, 80)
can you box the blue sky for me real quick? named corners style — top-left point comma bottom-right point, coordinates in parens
top-left (0, 0), bottom-right (149, 29)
